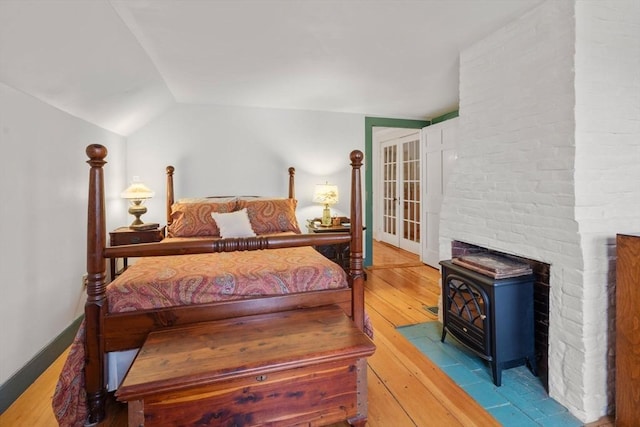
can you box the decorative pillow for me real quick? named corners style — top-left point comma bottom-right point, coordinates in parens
top-left (167, 201), bottom-right (236, 237)
top-left (211, 208), bottom-right (257, 238)
top-left (236, 198), bottom-right (301, 235)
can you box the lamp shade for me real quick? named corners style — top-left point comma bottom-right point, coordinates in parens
top-left (313, 184), bottom-right (339, 205)
top-left (121, 176), bottom-right (155, 200)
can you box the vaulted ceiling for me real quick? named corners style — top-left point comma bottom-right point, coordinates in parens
top-left (0, 0), bottom-right (543, 136)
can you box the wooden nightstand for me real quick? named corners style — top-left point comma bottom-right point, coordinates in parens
top-left (307, 217), bottom-right (352, 272)
top-left (109, 226), bottom-right (164, 280)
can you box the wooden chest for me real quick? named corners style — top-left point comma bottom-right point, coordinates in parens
top-left (115, 306), bottom-right (375, 426)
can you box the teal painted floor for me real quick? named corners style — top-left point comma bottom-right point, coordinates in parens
top-left (397, 321), bottom-right (582, 427)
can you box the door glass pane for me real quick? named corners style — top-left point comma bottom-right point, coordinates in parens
top-left (402, 138), bottom-right (420, 244)
top-left (383, 144), bottom-right (397, 236)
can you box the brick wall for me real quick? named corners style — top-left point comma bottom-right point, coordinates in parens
top-left (440, 0), bottom-right (640, 423)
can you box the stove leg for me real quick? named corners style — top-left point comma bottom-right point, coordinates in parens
top-left (528, 354), bottom-right (538, 376)
top-left (491, 362), bottom-right (502, 387)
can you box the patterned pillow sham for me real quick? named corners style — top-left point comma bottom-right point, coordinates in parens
top-left (236, 198), bottom-right (301, 235)
top-left (167, 201), bottom-right (236, 237)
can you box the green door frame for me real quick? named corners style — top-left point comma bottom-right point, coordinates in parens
top-left (363, 117), bottom-right (429, 266)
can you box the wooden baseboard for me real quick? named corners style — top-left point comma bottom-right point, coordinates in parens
top-left (0, 316), bottom-right (83, 413)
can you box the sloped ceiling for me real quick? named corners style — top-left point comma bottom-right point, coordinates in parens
top-left (0, 0), bottom-right (543, 136)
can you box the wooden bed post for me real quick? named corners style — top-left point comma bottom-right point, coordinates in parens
top-left (288, 167), bottom-right (295, 199)
top-left (166, 165), bottom-right (175, 226)
top-left (84, 144), bottom-right (108, 424)
top-left (348, 150), bottom-right (369, 426)
top-left (349, 150), bottom-right (365, 332)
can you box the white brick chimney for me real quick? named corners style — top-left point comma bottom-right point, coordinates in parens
top-left (439, 0), bottom-right (640, 423)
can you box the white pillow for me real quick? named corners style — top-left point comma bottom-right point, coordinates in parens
top-left (211, 208), bottom-right (256, 238)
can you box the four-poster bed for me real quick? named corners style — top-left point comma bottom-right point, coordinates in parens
top-left (53, 144), bottom-right (370, 426)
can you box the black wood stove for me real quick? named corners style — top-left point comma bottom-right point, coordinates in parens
top-left (440, 255), bottom-right (537, 386)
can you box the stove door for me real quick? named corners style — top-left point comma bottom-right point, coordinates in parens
top-left (442, 273), bottom-right (491, 359)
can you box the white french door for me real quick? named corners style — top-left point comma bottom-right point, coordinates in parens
top-left (379, 132), bottom-right (421, 254)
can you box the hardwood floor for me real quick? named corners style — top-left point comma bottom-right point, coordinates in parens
top-left (0, 241), bottom-right (613, 426)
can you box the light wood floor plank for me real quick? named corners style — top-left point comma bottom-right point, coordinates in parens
top-left (365, 369), bottom-right (416, 427)
top-left (364, 287), bottom-right (425, 327)
top-left (364, 275), bottom-right (435, 324)
top-left (368, 267), bottom-right (439, 303)
top-left (370, 241), bottom-right (419, 267)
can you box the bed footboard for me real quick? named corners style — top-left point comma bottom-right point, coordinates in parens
top-left (103, 289), bottom-right (353, 351)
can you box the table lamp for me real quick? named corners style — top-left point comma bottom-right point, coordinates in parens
top-left (313, 183), bottom-right (339, 226)
top-left (121, 176), bottom-right (155, 227)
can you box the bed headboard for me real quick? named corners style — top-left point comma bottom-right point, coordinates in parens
top-left (165, 166), bottom-right (296, 227)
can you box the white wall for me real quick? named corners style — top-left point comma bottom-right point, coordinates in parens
top-left (125, 104), bottom-right (365, 228)
top-left (440, 0), bottom-right (640, 422)
top-left (0, 83), bottom-right (127, 385)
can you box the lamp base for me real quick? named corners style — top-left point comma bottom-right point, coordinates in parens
top-left (128, 204), bottom-right (147, 227)
top-left (321, 205), bottom-right (331, 226)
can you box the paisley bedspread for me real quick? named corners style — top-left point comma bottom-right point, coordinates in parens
top-left (108, 246), bottom-right (347, 311)
top-left (53, 245), bottom-right (349, 427)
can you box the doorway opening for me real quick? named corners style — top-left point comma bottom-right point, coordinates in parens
top-left (364, 117), bottom-right (428, 267)
top-left (376, 128), bottom-right (421, 255)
